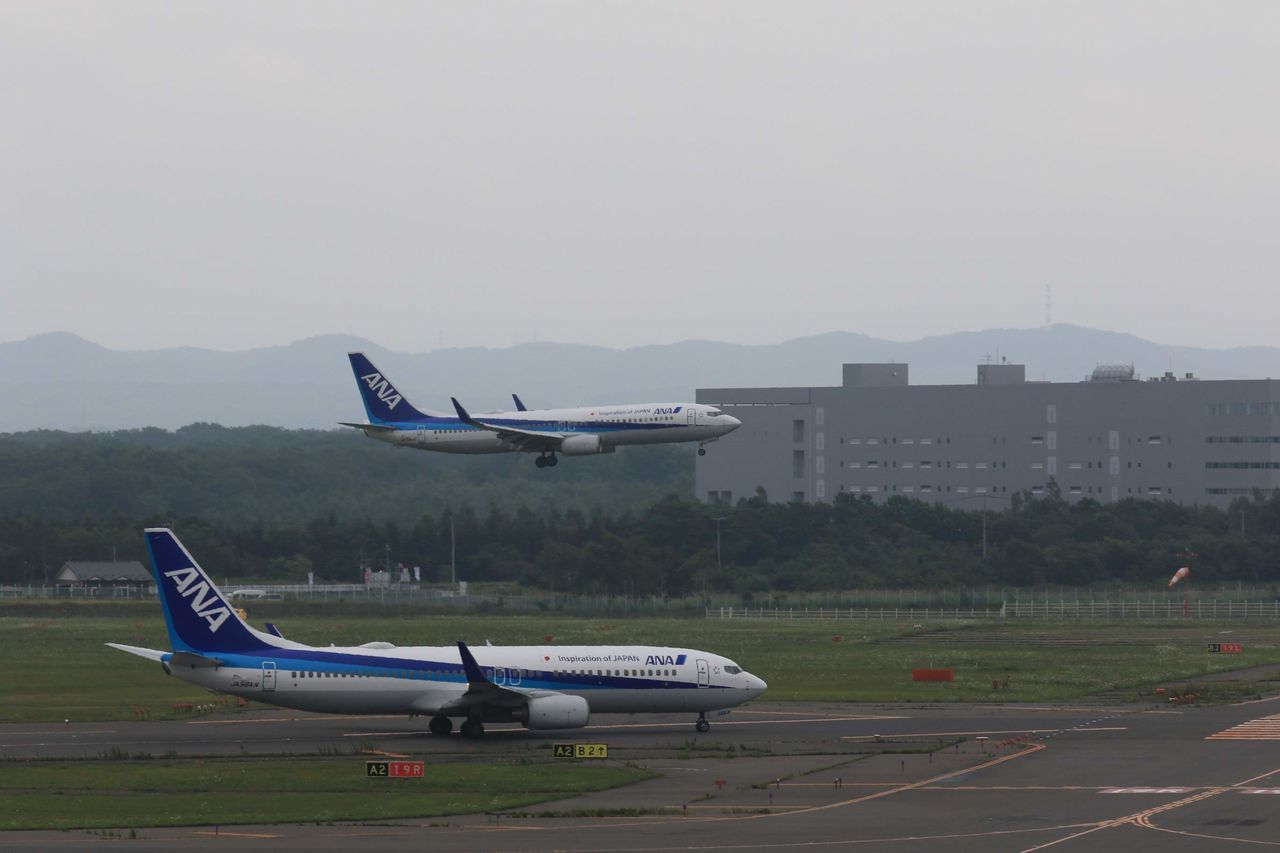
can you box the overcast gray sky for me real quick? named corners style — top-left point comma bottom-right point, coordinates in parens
top-left (2, 2), bottom-right (1277, 352)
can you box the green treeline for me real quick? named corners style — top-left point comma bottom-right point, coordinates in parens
top-left (0, 425), bottom-right (691, 524)
top-left (1, 428), bottom-right (1278, 591)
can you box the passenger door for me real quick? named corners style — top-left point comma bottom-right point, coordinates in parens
top-left (261, 661), bottom-right (276, 692)
top-left (696, 658), bottom-right (710, 688)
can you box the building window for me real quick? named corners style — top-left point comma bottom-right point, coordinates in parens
top-left (793, 420), bottom-right (806, 442)
top-left (815, 456), bottom-right (825, 474)
top-left (792, 491), bottom-right (805, 502)
top-left (1047, 404), bottom-right (1057, 424)
top-left (1031, 436), bottom-right (1044, 444)
top-left (815, 480), bottom-right (825, 498)
top-left (815, 407), bottom-right (825, 426)
top-left (815, 432), bottom-right (825, 451)
top-left (793, 450), bottom-right (806, 477)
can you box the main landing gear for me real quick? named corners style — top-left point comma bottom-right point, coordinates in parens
top-left (460, 718), bottom-right (485, 738)
top-left (429, 715), bottom-right (453, 736)
top-left (695, 712), bottom-right (711, 733)
top-left (535, 453), bottom-right (559, 469)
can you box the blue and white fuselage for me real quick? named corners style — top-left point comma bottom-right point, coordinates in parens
top-left (341, 353), bottom-right (740, 466)
top-left (109, 530), bottom-right (766, 736)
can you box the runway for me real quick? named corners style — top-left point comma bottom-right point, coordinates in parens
top-left (4, 698), bottom-right (1280, 851)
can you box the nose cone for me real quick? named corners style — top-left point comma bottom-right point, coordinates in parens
top-left (746, 673), bottom-right (767, 699)
top-left (721, 415), bottom-right (742, 434)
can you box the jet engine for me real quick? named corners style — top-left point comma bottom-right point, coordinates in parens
top-left (559, 434), bottom-right (615, 455)
top-left (514, 694), bottom-right (591, 730)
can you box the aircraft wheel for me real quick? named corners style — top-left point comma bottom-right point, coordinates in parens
top-left (547, 455), bottom-right (558, 467)
top-left (535, 456), bottom-right (547, 468)
top-left (461, 719), bottom-right (485, 738)
top-left (697, 448), bottom-right (707, 456)
top-left (696, 718), bottom-right (711, 733)
top-left (429, 716), bottom-right (453, 736)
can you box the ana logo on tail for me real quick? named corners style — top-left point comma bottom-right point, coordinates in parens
top-left (361, 372), bottom-right (402, 411)
top-left (163, 566), bottom-right (231, 633)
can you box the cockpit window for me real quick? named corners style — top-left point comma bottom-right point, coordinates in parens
top-left (724, 665), bottom-right (742, 674)
top-left (706, 410), bottom-right (722, 418)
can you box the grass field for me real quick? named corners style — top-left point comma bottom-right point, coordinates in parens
top-left (4, 603), bottom-right (1280, 721)
top-left (0, 759), bottom-right (653, 830)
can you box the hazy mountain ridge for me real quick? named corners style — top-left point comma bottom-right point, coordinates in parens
top-left (3, 326), bottom-right (1278, 431)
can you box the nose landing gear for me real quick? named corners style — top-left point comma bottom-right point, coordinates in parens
top-left (695, 712), bottom-right (711, 733)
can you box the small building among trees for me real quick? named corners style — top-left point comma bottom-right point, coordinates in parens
top-left (55, 561), bottom-right (153, 594)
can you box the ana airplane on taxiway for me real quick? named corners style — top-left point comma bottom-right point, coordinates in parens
top-left (109, 529), bottom-right (767, 737)
top-left (341, 353), bottom-right (740, 467)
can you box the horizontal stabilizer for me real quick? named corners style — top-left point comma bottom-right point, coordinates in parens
top-left (338, 421), bottom-right (398, 432)
top-left (170, 651), bottom-right (225, 668)
top-left (105, 642), bottom-right (167, 662)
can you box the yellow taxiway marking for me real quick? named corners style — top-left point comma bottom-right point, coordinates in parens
top-left (588, 716), bottom-right (895, 731)
top-left (192, 830), bottom-right (278, 839)
top-left (187, 714), bottom-right (404, 725)
top-left (1207, 713), bottom-right (1280, 740)
top-left (843, 727), bottom-right (1125, 740)
top-left (737, 710), bottom-right (908, 720)
top-left (0, 730), bottom-right (116, 735)
top-left (1021, 765), bottom-right (1280, 851)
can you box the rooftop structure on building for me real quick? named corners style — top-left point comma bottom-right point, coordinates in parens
top-left (696, 362), bottom-right (1280, 508)
top-left (55, 561), bottom-right (152, 588)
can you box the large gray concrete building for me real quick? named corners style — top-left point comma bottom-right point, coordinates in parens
top-left (696, 362), bottom-right (1280, 508)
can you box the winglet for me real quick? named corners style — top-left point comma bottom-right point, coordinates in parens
top-left (456, 640), bottom-right (489, 686)
top-left (450, 397), bottom-right (480, 426)
top-left (512, 394), bottom-right (528, 412)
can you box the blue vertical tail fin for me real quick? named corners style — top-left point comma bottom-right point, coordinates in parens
top-left (347, 353), bottom-right (438, 424)
top-left (145, 529), bottom-right (269, 653)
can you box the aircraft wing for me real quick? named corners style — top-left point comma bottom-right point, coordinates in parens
top-left (431, 640), bottom-right (551, 714)
top-left (450, 399), bottom-right (565, 451)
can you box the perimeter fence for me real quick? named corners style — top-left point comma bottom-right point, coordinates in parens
top-left (710, 599), bottom-right (1280, 621)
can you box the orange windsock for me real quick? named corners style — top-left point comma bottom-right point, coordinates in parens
top-left (1168, 566), bottom-right (1190, 588)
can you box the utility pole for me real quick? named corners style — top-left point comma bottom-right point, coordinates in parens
top-left (450, 514), bottom-right (457, 587)
top-left (712, 516), bottom-right (728, 572)
top-left (981, 493), bottom-right (988, 560)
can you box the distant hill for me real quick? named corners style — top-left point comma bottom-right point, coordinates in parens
top-left (3, 325), bottom-right (1279, 430)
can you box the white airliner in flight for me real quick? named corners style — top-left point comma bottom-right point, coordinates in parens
top-left (109, 530), bottom-right (767, 737)
top-left (341, 353), bottom-right (740, 468)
